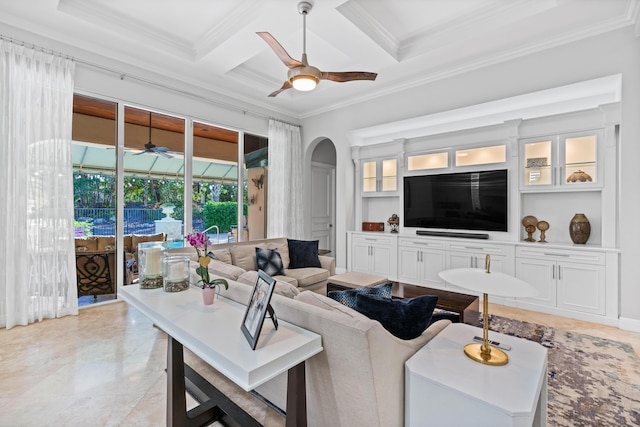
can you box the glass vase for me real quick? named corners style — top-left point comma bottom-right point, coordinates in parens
top-left (163, 255), bottom-right (190, 292)
top-left (138, 241), bottom-right (167, 289)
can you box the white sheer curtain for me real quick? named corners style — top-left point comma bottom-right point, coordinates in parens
top-left (267, 119), bottom-right (304, 239)
top-left (0, 41), bottom-right (77, 329)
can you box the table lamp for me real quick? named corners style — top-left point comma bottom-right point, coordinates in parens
top-left (438, 255), bottom-right (538, 366)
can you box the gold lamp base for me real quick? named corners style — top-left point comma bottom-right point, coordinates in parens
top-left (464, 343), bottom-right (509, 366)
top-left (465, 286), bottom-right (509, 366)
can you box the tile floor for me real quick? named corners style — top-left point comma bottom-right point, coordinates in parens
top-left (0, 298), bottom-right (638, 426)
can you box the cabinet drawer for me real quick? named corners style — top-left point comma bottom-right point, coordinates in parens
top-left (398, 238), bottom-right (445, 250)
top-left (353, 234), bottom-right (394, 245)
top-left (446, 242), bottom-right (508, 255)
top-left (515, 247), bottom-right (605, 265)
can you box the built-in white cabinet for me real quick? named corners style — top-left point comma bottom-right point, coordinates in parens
top-left (397, 238), bottom-right (445, 287)
top-left (516, 246), bottom-right (606, 315)
top-left (347, 232), bottom-right (618, 324)
top-left (348, 104), bottom-right (620, 326)
top-left (520, 130), bottom-right (603, 191)
top-left (445, 241), bottom-right (513, 275)
top-left (350, 233), bottom-right (397, 279)
top-left (394, 236), bottom-right (514, 290)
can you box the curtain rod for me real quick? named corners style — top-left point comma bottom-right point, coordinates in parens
top-left (269, 117), bottom-right (300, 128)
top-left (0, 34), bottom-right (275, 122)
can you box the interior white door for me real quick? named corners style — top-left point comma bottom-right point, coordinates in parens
top-left (311, 163), bottom-right (335, 254)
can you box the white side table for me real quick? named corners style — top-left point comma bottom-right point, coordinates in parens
top-left (405, 323), bottom-right (547, 427)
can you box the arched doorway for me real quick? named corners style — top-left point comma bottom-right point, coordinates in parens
top-left (310, 139), bottom-right (336, 255)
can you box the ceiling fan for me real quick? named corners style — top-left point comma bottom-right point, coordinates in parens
top-left (257, 1), bottom-right (377, 97)
top-left (134, 112), bottom-right (172, 158)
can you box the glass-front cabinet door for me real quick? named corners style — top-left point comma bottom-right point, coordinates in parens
top-left (522, 138), bottom-right (553, 188)
top-left (562, 133), bottom-right (598, 187)
top-left (362, 158), bottom-right (397, 195)
top-left (520, 131), bottom-right (601, 191)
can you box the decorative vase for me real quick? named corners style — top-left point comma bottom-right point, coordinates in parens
top-left (521, 215), bottom-right (538, 242)
top-left (536, 220), bottom-right (549, 243)
top-left (569, 213), bottom-right (590, 244)
top-left (202, 287), bottom-right (216, 305)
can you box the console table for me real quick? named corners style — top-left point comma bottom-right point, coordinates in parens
top-left (405, 323), bottom-right (547, 426)
top-left (120, 285), bottom-right (322, 427)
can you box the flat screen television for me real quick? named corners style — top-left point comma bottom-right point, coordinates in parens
top-left (403, 169), bottom-right (508, 232)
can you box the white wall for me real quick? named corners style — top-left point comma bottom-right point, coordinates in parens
top-left (301, 27), bottom-right (640, 324)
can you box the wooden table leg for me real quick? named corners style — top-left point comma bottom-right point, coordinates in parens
top-left (286, 361), bottom-right (307, 427)
top-left (167, 336), bottom-right (188, 427)
top-left (166, 336), bottom-right (262, 427)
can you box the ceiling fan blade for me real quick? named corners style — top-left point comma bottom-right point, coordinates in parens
top-left (154, 150), bottom-right (173, 159)
top-left (321, 71), bottom-right (378, 82)
top-left (268, 81), bottom-right (293, 97)
top-left (133, 150), bottom-right (146, 156)
top-left (153, 146), bottom-right (169, 152)
top-left (256, 32), bottom-right (303, 69)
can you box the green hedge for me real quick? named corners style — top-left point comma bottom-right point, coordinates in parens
top-left (203, 201), bottom-right (248, 233)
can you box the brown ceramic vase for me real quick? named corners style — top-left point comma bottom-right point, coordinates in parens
top-left (569, 213), bottom-right (590, 244)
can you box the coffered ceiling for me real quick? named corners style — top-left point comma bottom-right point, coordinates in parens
top-left (0, 0), bottom-right (638, 118)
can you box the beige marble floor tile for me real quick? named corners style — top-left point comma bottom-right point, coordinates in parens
top-left (1, 298), bottom-right (638, 426)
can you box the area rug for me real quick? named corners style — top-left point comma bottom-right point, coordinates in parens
top-left (475, 315), bottom-right (640, 426)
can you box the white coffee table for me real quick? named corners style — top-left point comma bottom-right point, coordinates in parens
top-left (405, 323), bottom-right (547, 427)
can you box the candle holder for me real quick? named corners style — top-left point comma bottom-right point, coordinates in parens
top-left (138, 241), bottom-right (167, 289)
top-left (163, 255), bottom-right (190, 292)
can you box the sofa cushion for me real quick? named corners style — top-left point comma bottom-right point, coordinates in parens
top-left (75, 237), bottom-right (97, 252)
top-left (354, 294), bottom-right (439, 340)
top-left (267, 241), bottom-right (290, 271)
top-left (230, 244), bottom-right (266, 271)
top-left (284, 267), bottom-right (329, 288)
top-left (204, 259), bottom-right (246, 281)
top-left (295, 290), bottom-right (370, 321)
top-left (255, 247), bottom-right (285, 276)
top-left (287, 239), bottom-right (321, 268)
top-left (238, 271), bottom-right (300, 299)
top-left (96, 236), bottom-right (115, 252)
top-left (209, 248), bottom-right (232, 264)
top-left (123, 235), bottom-right (133, 253)
top-left (327, 282), bottom-right (392, 309)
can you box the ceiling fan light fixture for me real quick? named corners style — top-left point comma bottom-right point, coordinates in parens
top-left (291, 74), bottom-right (319, 91)
top-left (288, 64), bottom-right (321, 91)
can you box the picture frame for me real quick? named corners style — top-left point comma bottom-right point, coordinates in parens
top-left (241, 270), bottom-right (278, 350)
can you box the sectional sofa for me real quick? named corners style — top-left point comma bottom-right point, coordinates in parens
top-left (216, 272), bottom-right (451, 426)
top-left (168, 237), bottom-right (336, 293)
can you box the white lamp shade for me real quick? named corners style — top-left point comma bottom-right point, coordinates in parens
top-left (439, 268), bottom-right (538, 298)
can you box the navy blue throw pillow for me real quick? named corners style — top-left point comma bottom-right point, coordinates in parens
top-left (255, 247), bottom-right (285, 276)
top-left (287, 239), bottom-right (321, 269)
top-left (354, 294), bottom-right (439, 340)
top-left (327, 282), bottom-right (392, 309)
